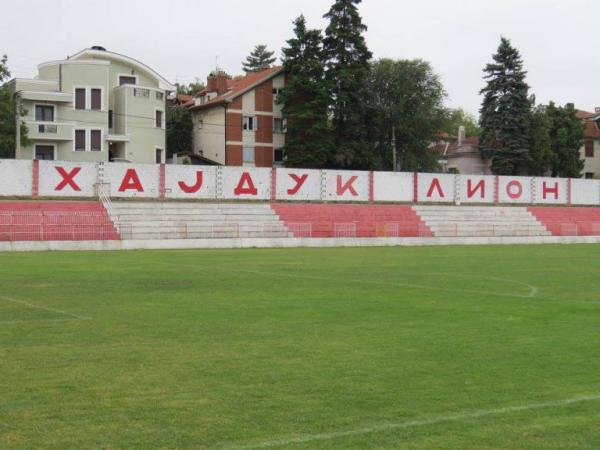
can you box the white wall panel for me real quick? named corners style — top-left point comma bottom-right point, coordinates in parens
top-left (221, 167), bottom-right (271, 200)
top-left (165, 165), bottom-right (217, 199)
top-left (275, 168), bottom-right (321, 201)
top-left (457, 175), bottom-right (495, 204)
top-left (105, 163), bottom-right (160, 198)
top-left (323, 170), bottom-right (369, 202)
top-left (571, 179), bottom-right (600, 205)
top-left (417, 173), bottom-right (455, 203)
top-left (38, 160), bottom-right (97, 197)
top-left (373, 172), bottom-right (413, 202)
top-left (497, 176), bottom-right (532, 204)
top-left (0, 159), bottom-right (32, 196)
top-left (532, 177), bottom-right (568, 204)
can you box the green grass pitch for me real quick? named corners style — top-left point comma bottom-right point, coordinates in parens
top-left (1, 245), bottom-right (600, 449)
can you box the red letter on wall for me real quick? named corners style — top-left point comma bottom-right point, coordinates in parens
top-left (287, 174), bottom-right (308, 195)
top-left (337, 175), bottom-right (358, 196)
top-left (55, 166), bottom-right (81, 191)
top-left (467, 179), bottom-right (485, 199)
top-left (119, 169), bottom-right (144, 192)
top-left (178, 171), bottom-right (203, 193)
top-left (426, 178), bottom-right (445, 198)
top-left (542, 182), bottom-right (559, 200)
top-left (234, 172), bottom-right (258, 196)
top-left (506, 180), bottom-right (523, 199)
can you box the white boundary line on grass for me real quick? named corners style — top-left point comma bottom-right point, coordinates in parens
top-left (226, 393), bottom-right (600, 449)
top-left (0, 295), bottom-right (91, 322)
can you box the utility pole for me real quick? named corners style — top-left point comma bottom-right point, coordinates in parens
top-left (392, 124), bottom-right (397, 172)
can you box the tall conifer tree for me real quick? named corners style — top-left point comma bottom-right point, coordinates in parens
top-left (322, 0), bottom-right (372, 168)
top-left (479, 37), bottom-right (530, 175)
top-left (278, 16), bottom-right (333, 167)
top-left (242, 45), bottom-right (276, 73)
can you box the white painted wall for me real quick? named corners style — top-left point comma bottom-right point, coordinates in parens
top-left (3, 158), bottom-right (600, 207)
top-left (373, 172), bottom-right (413, 202)
top-left (0, 160), bottom-right (32, 196)
top-left (38, 160), bottom-right (97, 197)
top-left (275, 168), bottom-right (321, 201)
top-left (498, 176), bottom-right (532, 204)
top-left (323, 170), bottom-right (369, 202)
top-left (165, 165), bottom-right (217, 199)
top-left (457, 175), bottom-right (496, 204)
top-left (221, 167), bottom-right (271, 200)
top-left (417, 173), bottom-right (455, 203)
top-left (104, 162), bottom-right (160, 198)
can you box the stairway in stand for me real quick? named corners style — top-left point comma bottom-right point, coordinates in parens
top-left (413, 206), bottom-right (550, 237)
top-left (110, 202), bottom-right (292, 240)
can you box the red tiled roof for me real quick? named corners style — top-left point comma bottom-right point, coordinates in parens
top-left (584, 121), bottom-right (600, 139)
top-left (189, 67), bottom-right (283, 110)
top-left (576, 110), bottom-right (598, 120)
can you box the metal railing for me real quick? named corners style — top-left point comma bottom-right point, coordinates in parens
top-left (0, 211), bottom-right (118, 241)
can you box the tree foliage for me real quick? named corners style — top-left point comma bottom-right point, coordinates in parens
top-left (166, 106), bottom-right (193, 158)
top-left (0, 55), bottom-right (29, 158)
top-left (366, 58), bottom-right (446, 172)
top-left (441, 108), bottom-right (481, 138)
top-left (546, 102), bottom-right (585, 178)
top-left (278, 16), bottom-right (333, 168)
top-left (175, 78), bottom-right (205, 96)
top-left (323, 0), bottom-right (373, 168)
top-left (242, 44), bottom-right (277, 73)
top-left (479, 37), bottom-right (531, 175)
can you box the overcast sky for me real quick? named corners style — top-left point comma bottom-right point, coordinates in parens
top-left (2, 0), bottom-right (599, 116)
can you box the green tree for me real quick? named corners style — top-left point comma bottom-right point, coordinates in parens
top-left (175, 78), bottom-right (205, 96)
top-left (242, 44), bottom-right (276, 73)
top-left (546, 102), bottom-right (584, 178)
top-left (166, 106), bottom-right (193, 158)
top-left (527, 103), bottom-right (553, 176)
top-left (366, 58), bottom-right (447, 172)
top-left (0, 55), bottom-right (29, 158)
top-left (323, 0), bottom-right (373, 168)
top-left (479, 37), bottom-right (531, 175)
top-left (279, 16), bottom-right (333, 168)
top-left (441, 108), bottom-right (481, 138)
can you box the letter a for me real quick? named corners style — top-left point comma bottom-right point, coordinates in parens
top-left (178, 171), bottom-right (203, 194)
top-left (234, 172), bottom-right (258, 196)
top-left (119, 169), bottom-right (144, 192)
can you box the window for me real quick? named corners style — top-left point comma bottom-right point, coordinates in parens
top-left (119, 75), bottom-right (137, 86)
top-left (155, 148), bottom-right (164, 164)
top-left (274, 148), bottom-right (285, 163)
top-left (243, 116), bottom-right (256, 131)
top-left (108, 110), bottom-right (113, 129)
top-left (197, 119), bottom-right (204, 129)
top-left (155, 110), bottom-right (163, 128)
top-left (90, 88), bottom-right (102, 110)
top-left (155, 91), bottom-right (164, 101)
top-left (90, 130), bottom-right (102, 151)
top-left (134, 88), bottom-right (150, 97)
top-left (74, 129), bottom-right (86, 151)
top-left (272, 88), bottom-right (283, 97)
top-left (585, 172), bottom-right (595, 179)
top-left (585, 140), bottom-right (594, 158)
top-left (273, 118), bottom-right (287, 133)
top-left (243, 147), bottom-right (255, 165)
top-left (75, 88), bottom-right (86, 110)
top-left (35, 145), bottom-right (54, 160)
top-left (35, 105), bottom-right (54, 122)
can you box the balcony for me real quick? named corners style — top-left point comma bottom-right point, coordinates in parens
top-left (25, 121), bottom-right (73, 141)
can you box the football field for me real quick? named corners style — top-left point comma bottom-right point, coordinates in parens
top-left (1, 245), bottom-right (600, 449)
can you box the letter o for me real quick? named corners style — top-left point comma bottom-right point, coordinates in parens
top-left (506, 180), bottom-right (523, 199)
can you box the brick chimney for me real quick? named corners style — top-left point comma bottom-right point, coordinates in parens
top-left (207, 72), bottom-right (229, 95)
